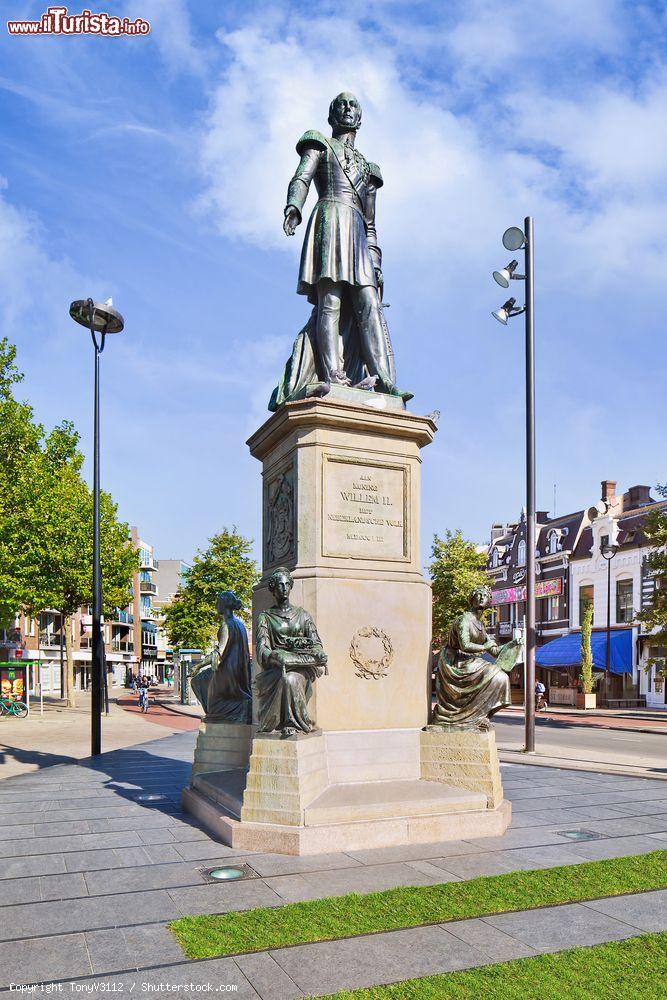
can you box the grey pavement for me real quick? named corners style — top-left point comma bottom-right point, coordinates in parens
top-left (0, 730), bottom-right (665, 995)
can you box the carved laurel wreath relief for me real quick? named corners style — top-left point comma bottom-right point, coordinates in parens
top-left (349, 627), bottom-right (394, 680)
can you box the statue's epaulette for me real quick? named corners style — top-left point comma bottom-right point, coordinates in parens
top-left (368, 161), bottom-right (383, 187)
top-left (296, 130), bottom-right (329, 155)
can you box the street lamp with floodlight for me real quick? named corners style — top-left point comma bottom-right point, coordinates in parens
top-left (490, 218), bottom-right (536, 753)
top-left (69, 297), bottom-right (124, 757)
top-left (600, 538), bottom-right (619, 706)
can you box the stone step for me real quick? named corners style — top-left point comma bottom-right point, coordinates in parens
top-left (193, 768), bottom-right (248, 818)
top-left (304, 778), bottom-right (487, 826)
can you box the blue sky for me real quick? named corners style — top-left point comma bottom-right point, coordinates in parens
top-left (1, 0), bottom-right (666, 568)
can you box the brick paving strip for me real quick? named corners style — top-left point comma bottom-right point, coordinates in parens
top-left (0, 731), bottom-right (666, 996)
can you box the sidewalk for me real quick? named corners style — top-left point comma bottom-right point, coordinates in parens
top-left (500, 705), bottom-right (667, 734)
top-left (0, 689), bottom-right (198, 779)
top-left (0, 730), bottom-right (665, 994)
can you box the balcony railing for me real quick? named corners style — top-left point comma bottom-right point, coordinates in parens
top-left (39, 631), bottom-right (63, 648)
top-left (139, 580), bottom-right (157, 595)
top-left (113, 610), bottom-right (134, 624)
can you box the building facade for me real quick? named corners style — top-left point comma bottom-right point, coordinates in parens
top-left (486, 481), bottom-right (667, 708)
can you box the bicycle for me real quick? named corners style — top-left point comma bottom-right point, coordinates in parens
top-left (0, 697), bottom-right (29, 718)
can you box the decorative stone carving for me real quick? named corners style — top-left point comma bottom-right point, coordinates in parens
top-left (266, 470), bottom-right (294, 565)
top-left (349, 626), bottom-right (394, 680)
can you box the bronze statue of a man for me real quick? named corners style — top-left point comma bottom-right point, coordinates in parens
top-left (277, 92), bottom-right (411, 405)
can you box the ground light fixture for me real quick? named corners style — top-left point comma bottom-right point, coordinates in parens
top-left (493, 260), bottom-right (522, 288)
top-left (69, 297), bottom-right (125, 757)
top-left (489, 219), bottom-right (536, 754)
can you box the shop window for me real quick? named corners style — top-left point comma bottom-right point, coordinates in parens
top-left (579, 585), bottom-right (594, 625)
top-left (616, 579), bottom-right (634, 623)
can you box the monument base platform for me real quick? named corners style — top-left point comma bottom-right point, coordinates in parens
top-left (183, 732), bottom-right (511, 855)
top-left (191, 721), bottom-right (255, 779)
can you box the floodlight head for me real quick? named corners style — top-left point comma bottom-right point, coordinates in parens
top-left (493, 260), bottom-right (519, 288)
top-left (492, 297), bottom-right (516, 325)
top-left (502, 226), bottom-right (526, 252)
top-left (69, 299), bottom-right (124, 334)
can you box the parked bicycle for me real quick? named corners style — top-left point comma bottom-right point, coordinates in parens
top-left (0, 697), bottom-right (29, 718)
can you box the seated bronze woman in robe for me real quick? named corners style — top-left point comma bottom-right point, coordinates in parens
top-left (255, 566), bottom-right (327, 738)
top-left (432, 586), bottom-right (521, 730)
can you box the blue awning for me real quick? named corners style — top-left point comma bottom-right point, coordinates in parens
top-left (536, 629), bottom-right (633, 674)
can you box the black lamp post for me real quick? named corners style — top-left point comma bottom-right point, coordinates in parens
top-left (600, 538), bottom-right (619, 706)
top-left (492, 218), bottom-right (536, 753)
top-left (69, 298), bottom-right (124, 756)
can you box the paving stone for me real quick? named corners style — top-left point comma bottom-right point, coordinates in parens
top-left (137, 828), bottom-right (177, 845)
top-left (86, 814), bottom-right (176, 833)
top-left (445, 917), bottom-right (538, 960)
top-left (0, 932), bottom-right (92, 988)
top-left (173, 840), bottom-right (253, 862)
top-left (468, 826), bottom-right (588, 851)
top-left (49, 958), bottom-right (258, 996)
top-left (581, 816), bottom-right (667, 837)
top-left (141, 845), bottom-right (184, 863)
top-left (0, 823), bottom-right (34, 840)
top-left (33, 820), bottom-right (92, 838)
top-left (235, 951), bottom-right (304, 999)
top-left (85, 928), bottom-right (137, 974)
top-left (563, 834), bottom-right (665, 861)
top-left (39, 872), bottom-right (89, 900)
top-left (0, 876), bottom-right (42, 905)
top-left (429, 852), bottom-right (516, 879)
top-left (300, 861), bottom-right (444, 898)
top-left (247, 852), bottom-right (362, 878)
top-left (123, 922), bottom-right (187, 965)
top-left (483, 901), bottom-right (638, 952)
top-left (3, 830), bottom-right (143, 857)
top-left (609, 799), bottom-right (667, 816)
top-left (405, 859), bottom-right (462, 880)
top-left (1, 854), bottom-right (67, 879)
top-left (84, 861), bottom-right (212, 895)
top-left (342, 840), bottom-right (484, 866)
top-left (271, 925), bottom-right (483, 995)
top-left (64, 848), bottom-right (148, 872)
top-left (583, 889), bottom-right (667, 931)
top-left (168, 879), bottom-right (283, 916)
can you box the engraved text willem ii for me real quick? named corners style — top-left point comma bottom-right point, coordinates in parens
top-left (322, 456), bottom-right (408, 560)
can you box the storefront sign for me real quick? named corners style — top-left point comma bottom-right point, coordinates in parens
top-left (492, 577), bottom-right (563, 606)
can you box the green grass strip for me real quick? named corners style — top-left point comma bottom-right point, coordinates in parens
top-left (170, 849), bottom-right (667, 959)
top-left (323, 931), bottom-right (667, 999)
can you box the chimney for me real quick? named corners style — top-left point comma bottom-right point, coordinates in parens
top-left (601, 480), bottom-right (617, 503)
top-left (625, 485), bottom-right (652, 509)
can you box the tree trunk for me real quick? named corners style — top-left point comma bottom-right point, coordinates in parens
top-left (64, 614), bottom-right (76, 709)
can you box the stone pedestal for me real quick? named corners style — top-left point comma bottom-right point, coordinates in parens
top-left (247, 389), bottom-right (436, 744)
top-left (191, 721), bottom-right (255, 779)
top-left (240, 734), bottom-right (329, 826)
top-left (421, 728), bottom-right (504, 808)
top-left (183, 391), bottom-right (511, 853)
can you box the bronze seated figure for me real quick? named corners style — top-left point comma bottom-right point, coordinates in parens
top-left (255, 566), bottom-right (327, 738)
top-left (432, 585), bottom-right (521, 730)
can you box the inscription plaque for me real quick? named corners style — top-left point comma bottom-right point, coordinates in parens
top-left (322, 455), bottom-right (409, 561)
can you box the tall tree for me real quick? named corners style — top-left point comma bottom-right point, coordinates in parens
top-left (580, 600), bottom-right (594, 694)
top-left (639, 484), bottom-right (667, 664)
top-left (430, 530), bottom-right (489, 646)
top-left (162, 528), bottom-right (258, 652)
top-left (0, 339), bottom-right (137, 705)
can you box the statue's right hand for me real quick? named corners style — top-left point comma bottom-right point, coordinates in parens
top-left (283, 206), bottom-right (300, 236)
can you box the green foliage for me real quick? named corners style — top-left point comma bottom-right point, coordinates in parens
top-left (580, 600), bottom-right (594, 693)
top-left (639, 484), bottom-right (667, 649)
top-left (162, 528), bottom-right (258, 651)
top-left (325, 933), bottom-right (667, 999)
top-left (429, 530), bottom-right (488, 645)
top-left (170, 850), bottom-right (667, 959)
top-left (0, 339), bottom-right (137, 627)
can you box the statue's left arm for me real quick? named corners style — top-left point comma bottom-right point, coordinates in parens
top-left (365, 162), bottom-right (384, 287)
top-left (302, 612), bottom-right (328, 675)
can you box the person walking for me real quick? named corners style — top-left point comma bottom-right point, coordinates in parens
top-left (138, 676), bottom-right (150, 713)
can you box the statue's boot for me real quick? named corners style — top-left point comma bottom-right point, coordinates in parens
top-left (375, 374), bottom-right (414, 403)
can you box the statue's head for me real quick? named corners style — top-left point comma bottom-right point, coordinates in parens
top-left (469, 585), bottom-right (492, 612)
top-left (328, 92), bottom-right (362, 134)
top-left (268, 566), bottom-right (294, 602)
top-left (216, 590), bottom-right (242, 614)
